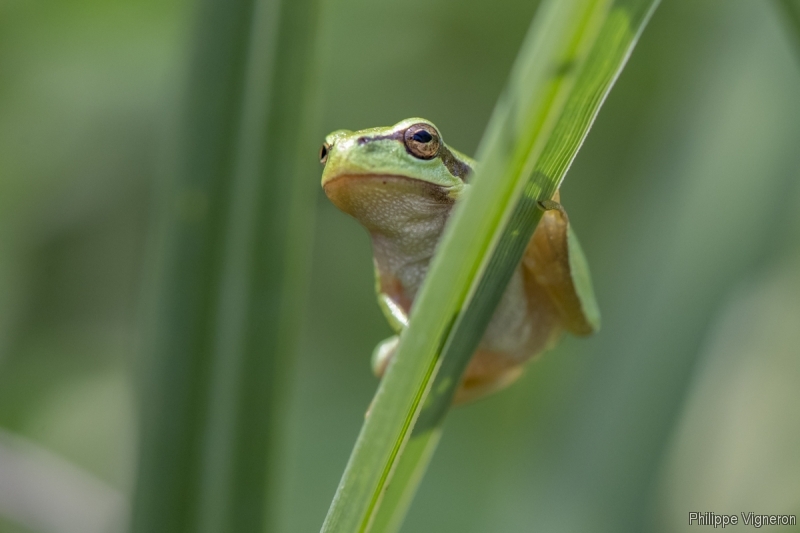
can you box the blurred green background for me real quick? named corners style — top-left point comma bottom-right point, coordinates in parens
top-left (1, 0), bottom-right (799, 532)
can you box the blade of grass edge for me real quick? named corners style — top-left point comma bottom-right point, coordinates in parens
top-left (320, 0), bottom-right (659, 531)
top-left (370, 2), bottom-right (660, 530)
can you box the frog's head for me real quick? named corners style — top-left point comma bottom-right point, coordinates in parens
top-left (320, 118), bottom-right (473, 231)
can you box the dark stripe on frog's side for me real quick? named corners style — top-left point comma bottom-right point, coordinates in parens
top-left (357, 132), bottom-right (473, 181)
top-left (438, 145), bottom-right (472, 180)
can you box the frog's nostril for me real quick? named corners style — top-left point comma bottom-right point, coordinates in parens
top-left (319, 143), bottom-right (330, 164)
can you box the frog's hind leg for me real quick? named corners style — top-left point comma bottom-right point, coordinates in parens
top-left (372, 336), bottom-right (524, 405)
top-left (455, 349), bottom-right (524, 404)
top-left (523, 193), bottom-right (600, 336)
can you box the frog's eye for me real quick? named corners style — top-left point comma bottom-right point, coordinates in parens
top-left (319, 142), bottom-right (331, 164)
top-left (412, 130), bottom-right (432, 143)
top-left (404, 124), bottom-right (440, 160)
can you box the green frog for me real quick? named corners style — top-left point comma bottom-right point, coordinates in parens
top-left (320, 118), bottom-right (599, 403)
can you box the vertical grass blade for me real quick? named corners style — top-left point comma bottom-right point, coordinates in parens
top-left (131, 0), bottom-right (322, 531)
top-left (320, 1), bottom-right (660, 532)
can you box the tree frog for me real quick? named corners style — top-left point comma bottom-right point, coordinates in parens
top-left (320, 118), bottom-right (600, 403)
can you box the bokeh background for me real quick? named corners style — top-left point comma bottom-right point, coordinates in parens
top-left (1, 0), bottom-right (799, 532)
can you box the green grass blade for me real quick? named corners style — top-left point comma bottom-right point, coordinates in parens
top-left (320, 1), bottom-right (660, 532)
top-left (369, 2), bottom-right (660, 531)
top-left (131, 0), bottom-right (321, 531)
top-left (367, 430), bottom-right (440, 533)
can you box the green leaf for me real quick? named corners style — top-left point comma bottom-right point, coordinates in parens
top-left (320, 0), bottom-right (660, 532)
top-left (130, 0), bottom-right (322, 531)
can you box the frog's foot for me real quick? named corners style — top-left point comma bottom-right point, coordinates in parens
top-left (371, 338), bottom-right (525, 405)
top-left (454, 348), bottom-right (525, 405)
top-left (536, 199), bottom-right (566, 214)
top-left (536, 187), bottom-right (563, 212)
top-left (371, 335), bottom-right (399, 377)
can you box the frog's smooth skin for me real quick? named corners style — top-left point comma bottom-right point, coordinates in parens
top-left (320, 118), bottom-right (600, 404)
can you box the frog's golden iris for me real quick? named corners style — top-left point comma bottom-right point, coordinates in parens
top-left (403, 123), bottom-right (440, 159)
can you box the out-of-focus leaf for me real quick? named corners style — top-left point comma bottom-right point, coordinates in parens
top-left (130, 0), bottom-right (321, 531)
top-left (656, 253), bottom-right (800, 531)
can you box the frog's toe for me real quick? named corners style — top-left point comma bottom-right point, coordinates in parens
top-left (455, 366), bottom-right (524, 405)
top-left (454, 348), bottom-right (525, 404)
top-left (371, 335), bottom-right (399, 377)
top-left (536, 199), bottom-right (566, 214)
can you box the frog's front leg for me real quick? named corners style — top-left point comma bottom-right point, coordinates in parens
top-left (372, 283), bottom-right (527, 405)
top-left (377, 292), bottom-right (409, 331)
top-left (371, 292), bottom-right (409, 377)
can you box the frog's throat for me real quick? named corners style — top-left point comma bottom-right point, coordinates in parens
top-left (322, 173), bottom-right (454, 198)
top-left (322, 173), bottom-right (454, 230)
top-left (323, 173), bottom-right (455, 305)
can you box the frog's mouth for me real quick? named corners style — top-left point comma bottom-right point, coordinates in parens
top-left (323, 174), bottom-right (454, 233)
